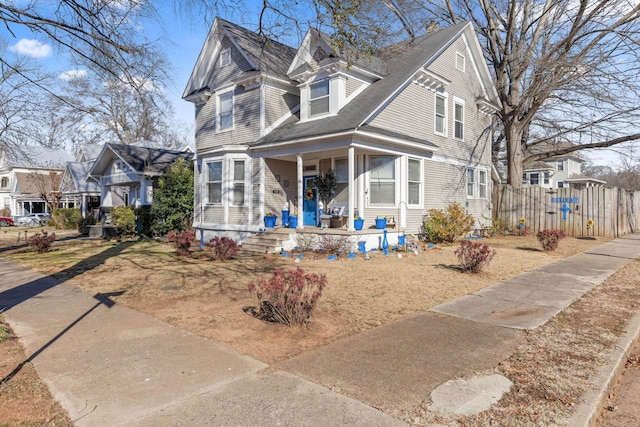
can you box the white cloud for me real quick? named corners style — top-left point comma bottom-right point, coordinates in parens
top-left (10, 39), bottom-right (51, 58)
top-left (59, 69), bottom-right (88, 81)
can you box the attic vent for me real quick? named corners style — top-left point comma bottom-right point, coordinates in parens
top-left (220, 48), bottom-right (231, 67)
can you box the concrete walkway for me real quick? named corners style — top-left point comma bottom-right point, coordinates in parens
top-left (1, 233), bottom-right (640, 426)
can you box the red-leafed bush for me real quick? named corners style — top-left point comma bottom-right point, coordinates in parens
top-left (167, 229), bottom-right (195, 256)
top-left (207, 236), bottom-right (238, 261)
top-left (28, 231), bottom-right (56, 253)
top-left (247, 267), bottom-right (327, 326)
top-left (537, 229), bottom-right (567, 251)
top-left (455, 240), bottom-right (496, 273)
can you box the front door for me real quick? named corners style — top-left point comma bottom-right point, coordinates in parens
top-left (303, 176), bottom-right (317, 226)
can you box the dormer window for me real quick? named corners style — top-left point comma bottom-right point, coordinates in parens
top-left (309, 79), bottom-right (330, 116)
top-left (219, 48), bottom-right (231, 67)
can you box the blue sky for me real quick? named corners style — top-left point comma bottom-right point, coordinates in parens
top-left (0, 3), bottom-right (623, 167)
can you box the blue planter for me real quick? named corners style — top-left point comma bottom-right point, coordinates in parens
top-left (281, 210), bottom-right (289, 227)
top-left (375, 218), bottom-right (387, 229)
top-left (354, 218), bottom-right (364, 231)
top-left (288, 216), bottom-right (298, 228)
top-left (264, 215), bottom-right (277, 228)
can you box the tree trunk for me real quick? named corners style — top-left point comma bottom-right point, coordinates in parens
top-left (507, 124), bottom-right (524, 188)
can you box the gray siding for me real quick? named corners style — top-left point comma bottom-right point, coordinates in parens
top-left (264, 85), bottom-right (299, 130)
top-left (195, 86), bottom-right (261, 153)
top-left (345, 77), bottom-right (365, 98)
top-left (206, 36), bottom-right (254, 90)
top-left (264, 158), bottom-right (297, 217)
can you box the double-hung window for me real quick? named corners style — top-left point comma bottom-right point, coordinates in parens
top-left (334, 158), bottom-right (348, 201)
top-left (218, 91), bottom-right (234, 132)
top-left (435, 93), bottom-right (447, 135)
top-left (309, 79), bottom-right (330, 116)
top-left (529, 173), bottom-right (539, 185)
top-left (207, 161), bottom-right (222, 204)
top-left (454, 99), bottom-right (464, 140)
top-left (232, 160), bottom-right (246, 205)
top-left (543, 172), bottom-right (550, 185)
top-left (370, 156), bottom-right (395, 205)
top-left (479, 170), bottom-right (487, 199)
top-left (556, 159), bottom-right (564, 171)
top-left (466, 168), bottom-right (475, 197)
top-left (408, 158), bottom-right (421, 205)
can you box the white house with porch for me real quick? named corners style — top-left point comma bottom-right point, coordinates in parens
top-left (184, 18), bottom-right (500, 244)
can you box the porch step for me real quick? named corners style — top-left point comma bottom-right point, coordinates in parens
top-left (239, 229), bottom-right (288, 256)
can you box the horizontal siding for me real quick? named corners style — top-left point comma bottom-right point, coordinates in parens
top-left (346, 77), bottom-right (365, 98)
top-left (264, 85), bottom-right (299, 130)
top-left (369, 83), bottom-right (430, 141)
top-left (206, 35), bottom-right (254, 90)
top-left (228, 206), bottom-right (250, 224)
top-left (203, 205), bottom-right (224, 223)
top-left (196, 86), bottom-right (261, 153)
top-left (251, 158), bottom-right (261, 224)
top-left (264, 158), bottom-right (297, 216)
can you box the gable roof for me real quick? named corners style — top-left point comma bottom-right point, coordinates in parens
top-left (1, 146), bottom-right (73, 169)
top-left (252, 22), bottom-right (477, 148)
top-left (61, 162), bottom-right (101, 194)
top-left (88, 144), bottom-right (194, 178)
top-left (183, 17), bottom-right (298, 99)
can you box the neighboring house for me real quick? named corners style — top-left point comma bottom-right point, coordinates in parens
top-left (59, 144), bottom-right (104, 218)
top-left (522, 142), bottom-right (606, 189)
top-left (183, 18), bottom-right (500, 242)
top-left (0, 145), bottom-right (74, 218)
top-left (86, 144), bottom-right (193, 217)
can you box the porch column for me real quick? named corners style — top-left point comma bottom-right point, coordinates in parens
top-left (347, 146), bottom-right (355, 231)
top-left (297, 154), bottom-right (303, 229)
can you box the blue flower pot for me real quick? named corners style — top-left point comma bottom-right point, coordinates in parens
top-left (375, 218), bottom-right (387, 229)
top-left (264, 215), bottom-right (277, 228)
top-left (354, 218), bottom-right (364, 231)
top-left (288, 216), bottom-right (298, 228)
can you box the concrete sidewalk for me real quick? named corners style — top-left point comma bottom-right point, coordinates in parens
top-left (1, 233), bottom-right (640, 426)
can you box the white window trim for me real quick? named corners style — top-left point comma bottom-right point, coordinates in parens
top-left (367, 155), bottom-right (398, 207)
top-left (456, 52), bottom-right (466, 72)
top-left (466, 167), bottom-right (476, 198)
top-left (309, 78), bottom-right (330, 118)
top-left (478, 169), bottom-right (488, 199)
top-left (216, 87), bottom-right (235, 133)
top-left (206, 160), bottom-right (223, 205)
top-left (407, 157), bottom-right (423, 207)
top-left (229, 157), bottom-right (249, 207)
top-left (453, 97), bottom-right (465, 141)
top-left (434, 91), bottom-right (448, 136)
top-left (219, 48), bottom-right (231, 67)
top-left (529, 172), bottom-right (540, 186)
top-left (556, 159), bottom-right (564, 171)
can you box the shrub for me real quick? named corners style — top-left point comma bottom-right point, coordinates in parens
top-left (78, 215), bottom-right (97, 235)
top-left (51, 208), bottom-right (82, 230)
top-left (419, 202), bottom-right (475, 243)
top-left (151, 158), bottom-right (194, 236)
top-left (318, 234), bottom-right (352, 257)
top-left (247, 267), bottom-right (327, 326)
top-left (514, 225), bottom-right (531, 236)
top-left (0, 207), bottom-right (10, 217)
top-left (455, 240), bottom-right (496, 273)
top-left (537, 229), bottom-right (567, 251)
top-left (167, 229), bottom-right (195, 256)
top-left (28, 231), bottom-right (56, 253)
top-left (111, 206), bottom-right (137, 237)
top-left (486, 216), bottom-right (507, 237)
top-left (135, 206), bottom-right (153, 237)
top-left (294, 233), bottom-right (317, 252)
top-left (207, 236), bottom-right (238, 261)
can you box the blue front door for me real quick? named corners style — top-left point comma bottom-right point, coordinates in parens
top-left (303, 176), bottom-right (317, 226)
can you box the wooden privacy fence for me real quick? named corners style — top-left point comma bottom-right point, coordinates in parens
top-left (495, 185), bottom-right (640, 238)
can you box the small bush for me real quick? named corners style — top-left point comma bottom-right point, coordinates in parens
top-left (419, 202), bottom-right (475, 243)
top-left (294, 233), bottom-right (317, 252)
top-left (455, 240), bottom-right (496, 273)
top-left (0, 207), bottom-right (10, 217)
top-left (111, 206), bottom-right (137, 237)
top-left (28, 231), bottom-right (56, 253)
top-left (78, 215), bottom-right (98, 235)
top-left (514, 225), bottom-right (531, 236)
top-left (486, 216), bottom-right (508, 237)
top-left (318, 234), bottom-right (352, 257)
top-left (247, 267), bottom-right (327, 326)
top-left (167, 229), bottom-right (195, 256)
top-left (537, 229), bottom-right (566, 251)
top-left (51, 208), bottom-right (81, 230)
top-left (207, 236), bottom-right (238, 261)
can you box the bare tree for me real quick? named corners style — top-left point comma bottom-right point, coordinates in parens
top-left (26, 171), bottom-right (63, 211)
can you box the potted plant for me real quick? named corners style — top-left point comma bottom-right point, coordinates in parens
top-left (354, 215), bottom-right (364, 231)
top-left (314, 170), bottom-right (337, 214)
top-left (288, 208), bottom-right (298, 229)
top-left (264, 212), bottom-right (277, 228)
top-left (375, 216), bottom-right (387, 229)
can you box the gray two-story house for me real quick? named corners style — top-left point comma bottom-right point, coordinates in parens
top-left (184, 18), bottom-right (500, 243)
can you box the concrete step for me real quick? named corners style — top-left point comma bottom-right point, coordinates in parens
top-left (238, 231), bottom-right (285, 256)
